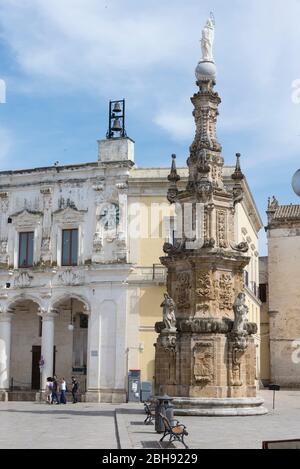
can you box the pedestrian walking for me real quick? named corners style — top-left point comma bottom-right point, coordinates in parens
top-left (51, 375), bottom-right (59, 404)
top-left (60, 377), bottom-right (67, 404)
top-left (71, 377), bottom-right (79, 404)
top-left (45, 378), bottom-right (53, 404)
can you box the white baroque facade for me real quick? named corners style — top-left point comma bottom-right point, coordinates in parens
top-left (0, 137), bottom-right (134, 403)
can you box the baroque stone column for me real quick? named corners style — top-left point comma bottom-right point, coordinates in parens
top-left (154, 18), bottom-right (267, 416)
top-left (39, 309), bottom-right (57, 390)
top-left (0, 309), bottom-right (14, 396)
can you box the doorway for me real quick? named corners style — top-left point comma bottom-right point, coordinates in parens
top-left (31, 346), bottom-right (56, 390)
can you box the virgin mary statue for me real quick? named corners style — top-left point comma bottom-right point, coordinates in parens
top-left (201, 16), bottom-right (215, 62)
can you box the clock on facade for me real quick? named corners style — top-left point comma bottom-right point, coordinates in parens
top-left (99, 203), bottom-right (120, 230)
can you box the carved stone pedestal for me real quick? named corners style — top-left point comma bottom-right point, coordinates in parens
top-left (173, 397), bottom-right (267, 416)
top-left (155, 319), bottom-right (267, 415)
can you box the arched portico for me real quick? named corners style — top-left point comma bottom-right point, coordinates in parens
top-left (47, 294), bottom-right (90, 396)
top-left (0, 297), bottom-right (42, 393)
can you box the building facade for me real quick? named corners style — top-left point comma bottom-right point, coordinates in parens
top-left (260, 198), bottom-right (300, 387)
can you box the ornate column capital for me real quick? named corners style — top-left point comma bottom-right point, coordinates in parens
top-left (38, 307), bottom-right (58, 320)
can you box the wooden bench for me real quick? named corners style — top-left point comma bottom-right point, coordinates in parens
top-left (159, 413), bottom-right (189, 449)
top-left (144, 402), bottom-right (155, 425)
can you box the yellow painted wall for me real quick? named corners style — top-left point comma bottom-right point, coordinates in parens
top-left (138, 285), bottom-right (165, 383)
top-left (128, 196), bottom-right (174, 266)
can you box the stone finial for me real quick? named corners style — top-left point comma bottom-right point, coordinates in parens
top-left (167, 154), bottom-right (180, 204)
top-left (168, 154), bottom-right (180, 184)
top-left (232, 153), bottom-right (244, 181)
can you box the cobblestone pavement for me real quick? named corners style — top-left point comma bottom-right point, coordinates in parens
top-left (0, 401), bottom-right (119, 449)
top-left (119, 390), bottom-right (300, 449)
top-left (1, 390), bottom-right (300, 449)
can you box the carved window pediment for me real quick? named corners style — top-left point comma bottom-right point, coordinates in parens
top-left (10, 209), bottom-right (43, 228)
top-left (53, 207), bottom-right (87, 224)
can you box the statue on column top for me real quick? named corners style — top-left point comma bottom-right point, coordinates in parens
top-left (201, 14), bottom-right (215, 62)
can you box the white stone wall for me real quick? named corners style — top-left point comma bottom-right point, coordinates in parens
top-left (268, 227), bottom-right (300, 387)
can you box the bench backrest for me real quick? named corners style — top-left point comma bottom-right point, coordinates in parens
top-left (159, 413), bottom-right (172, 431)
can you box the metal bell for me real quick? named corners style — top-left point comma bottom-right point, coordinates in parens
top-left (112, 102), bottom-right (122, 113)
top-left (111, 118), bottom-right (122, 132)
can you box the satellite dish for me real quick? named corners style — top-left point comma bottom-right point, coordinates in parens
top-left (292, 169), bottom-right (300, 197)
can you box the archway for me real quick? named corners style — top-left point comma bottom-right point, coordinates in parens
top-left (9, 298), bottom-right (42, 391)
top-left (51, 296), bottom-right (89, 394)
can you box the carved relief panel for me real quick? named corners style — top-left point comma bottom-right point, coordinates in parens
top-left (217, 210), bottom-right (227, 248)
top-left (176, 272), bottom-right (192, 309)
top-left (193, 342), bottom-right (214, 384)
top-left (217, 273), bottom-right (233, 310)
top-left (195, 272), bottom-right (212, 299)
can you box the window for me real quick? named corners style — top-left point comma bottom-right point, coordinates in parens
top-left (19, 232), bottom-right (34, 268)
top-left (62, 229), bottom-right (78, 266)
top-left (259, 284), bottom-right (267, 303)
top-left (80, 314), bottom-right (88, 329)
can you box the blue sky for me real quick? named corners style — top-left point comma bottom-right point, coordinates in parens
top-left (1, 0), bottom-right (300, 255)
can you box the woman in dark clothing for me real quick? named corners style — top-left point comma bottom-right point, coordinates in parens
top-left (71, 377), bottom-right (79, 404)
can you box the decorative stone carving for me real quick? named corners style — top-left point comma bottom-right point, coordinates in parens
top-left (217, 210), bottom-right (227, 248)
top-left (116, 182), bottom-right (128, 192)
top-left (10, 209), bottom-right (42, 229)
top-left (167, 154), bottom-right (180, 204)
top-left (92, 181), bottom-right (105, 192)
top-left (161, 293), bottom-right (177, 330)
top-left (176, 272), bottom-right (191, 308)
top-left (0, 193), bottom-right (9, 212)
top-left (14, 272), bottom-right (33, 289)
top-left (195, 272), bottom-right (211, 298)
top-left (193, 342), bottom-right (214, 383)
top-left (232, 186), bottom-right (243, 206)
top-left (0, 239), bottom-right (8, 255)
top-left (230, 241), bottom-right (249, 253)
top-left (228, 293), bottom-right (250, 387)
top-left (218, 274), bottom-right (233, 310)
top-left (93, 232), bottom-right (103, 252)
top-left (58, 270), bottom-right (84, 286)
top-left (163, 239), bottom-right (186, 254)
top-left (233, 292), bottom-right (249, 335)
top-left (53, 206), bottom-right (86, 225)
top-left (178, 318), bottom-right (229, 333)
top-left (41, 237), bottom-right (51, 252)
top-left (40, 187), bottom-right (52, 196)
top-left (159, 329), bottom-right (177, 352)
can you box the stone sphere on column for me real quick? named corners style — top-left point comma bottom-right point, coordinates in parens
top-left (292, 169), bottom-right (300, 197)
top-left (195, 60), bottom-right (217, 82)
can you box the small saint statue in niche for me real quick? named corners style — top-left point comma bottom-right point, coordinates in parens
top-left (161, 293), bottom-right (177, 330)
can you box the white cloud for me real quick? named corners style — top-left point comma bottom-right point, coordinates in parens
top-left (154, 111), bottom-right (194, 141)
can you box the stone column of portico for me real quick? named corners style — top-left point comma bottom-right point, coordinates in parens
top-left (40, 310), bottom-right (57, 391)
top-left (0, 310), bottom-right (14, 398)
